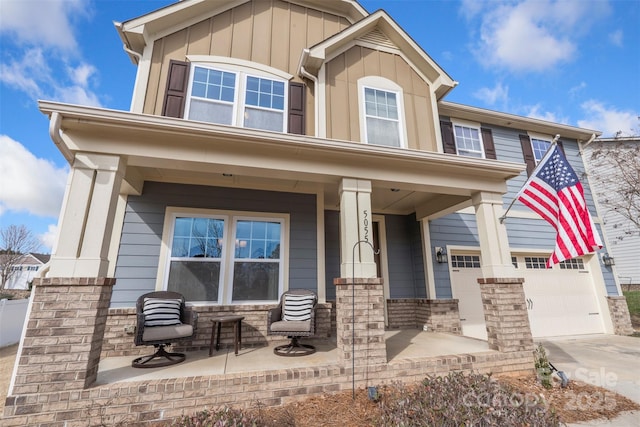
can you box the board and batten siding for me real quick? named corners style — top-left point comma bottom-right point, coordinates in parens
top-left (144, 0), bottom-right (351, 134)
top-left (112, 182), bottom-right (317, 308)
top-left (325, 45), bottom-right (438, 151)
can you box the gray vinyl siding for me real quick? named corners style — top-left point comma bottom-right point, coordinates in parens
top-left (112, 182), bottom-right (317, 308)
top-left (385, 214), bottom-right (426, 298)
top-left (323, 212), bottom-right (425, 300)
top-left (429, 213), bottom-right (480, 298)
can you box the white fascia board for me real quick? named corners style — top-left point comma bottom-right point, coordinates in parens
top-left (439, 101), bottom-right (602, 142)
top-left (37, 100), bottom-right (525, 181)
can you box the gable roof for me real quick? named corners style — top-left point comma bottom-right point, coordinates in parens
top-left (116, 0), bottom-right (369, 64)
top-left (299, 9), bottom-right (457, 100)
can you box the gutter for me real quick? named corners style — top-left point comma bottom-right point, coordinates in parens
top-left (297, 48), bottom-right (319, 137)
top-left (581, 133), bottom-right (598, 150)
top-left (49, 112), bottom-right (74, 164)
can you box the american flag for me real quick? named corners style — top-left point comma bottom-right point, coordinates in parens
top-left (517, 145), bottom-right (602, 268)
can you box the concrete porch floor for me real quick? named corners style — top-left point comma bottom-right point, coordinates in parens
top-left (96, 330), bottom-right (492, 385)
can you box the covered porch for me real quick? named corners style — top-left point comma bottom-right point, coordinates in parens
top-left (96, 330), bottom-right (493, 384)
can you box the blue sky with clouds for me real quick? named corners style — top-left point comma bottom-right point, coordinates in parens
top-left (1, 0), bottom-right (638, 253)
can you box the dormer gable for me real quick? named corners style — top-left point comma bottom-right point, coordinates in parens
top-left (299, 9), bottom-right (457, 100)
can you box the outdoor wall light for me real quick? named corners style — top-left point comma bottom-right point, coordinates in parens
top-left (435, 247), bottom-right (448, 264)
top-left (602, 253), bottom-right (615, 266)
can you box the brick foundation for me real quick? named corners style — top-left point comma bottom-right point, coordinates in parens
top-left (3, 349), bottom-right (534, 426)
top-left (334, 278), bottom-right (386, 366)
top-left (478, 277), bottom-right (533, 353)
top-left (606, 296), bottom-right (635, 335)
top-left (2, 276), bottom-right (538, 426)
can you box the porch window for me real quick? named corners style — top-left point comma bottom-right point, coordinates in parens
top-left (524, 257), bottom-right (548, 269)
top-left (559, 258), bottom-right (585, 270)
top-left (186, 65), bottom-right (287, 132)
top-left (453, 124), bottom-right (484, 158)
top-left (165, 211), bottom-right (286, 304)
top-left (231, 219), bottom-right (282, 301)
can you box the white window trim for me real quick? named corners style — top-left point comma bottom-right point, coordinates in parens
top-left (527, 132), bottom-right (553, 163)
top-left (157, 207), bottom-right (290, 305)
top-left (451, 118), bottom-right (485, 158)
top-left (184, 59), bottom-right (290, 132)
top-left (357, 76), bottom-right (407, 148)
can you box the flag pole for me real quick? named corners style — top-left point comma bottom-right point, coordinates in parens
top-left (499, 134), bottom-right (561, 224)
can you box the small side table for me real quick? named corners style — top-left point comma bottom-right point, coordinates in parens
top-left (209, 315), bottom-right (244, 356)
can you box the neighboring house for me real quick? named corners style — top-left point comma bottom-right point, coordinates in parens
top-left (4, 1), bottom-right (634, 425)
top-left (583, 137), bottom-right (640, 288)
top-left (1, 253), bottom-right (49, 290)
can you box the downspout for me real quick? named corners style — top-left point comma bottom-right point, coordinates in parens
top-left (581, 133), bottom-right (598, 150)
top-left (297, 48), bottom-right (319, 137)
top-left (122, 44), bottom-right (142, 62)
top-left (49, 112), bottom-right (74, 164)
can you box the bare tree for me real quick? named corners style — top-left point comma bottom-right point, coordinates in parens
top-left (589, 140), bottom-right (640, 239)
top-left (0, 225), bottom-right (42, 290)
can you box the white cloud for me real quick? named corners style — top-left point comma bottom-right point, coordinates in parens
top-left (608, 29), bottom-right (623, 47)
top-left (40, 224), bottom-right (59, 252)
top-left (0, 135), bottom-right (68, 218)
top-left (568, 82), bottom-right (587, 98)
top-left (525, 104), bottom-right (569, 124)
top-left (0, 1), bottom-right (102, 106)
top-left (0, 0), bottom-right (89, 51)
top-left (474, 82), bottom-right (509, 107)
top-left (578, 100), bottom-right (639, 137)
top-left (470, 0), bottom-right (609, 72)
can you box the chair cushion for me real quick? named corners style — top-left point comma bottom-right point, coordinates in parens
top-left (143, 298), bottom-right (182, 326)
top-left (269, 320), bottom-right (311, 333)
top-left (142, 324), bottom-right (194, 342)
top-left (283, 293), bottom-right (315, 321)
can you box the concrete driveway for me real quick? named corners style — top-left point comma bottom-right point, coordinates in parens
top-left (540, 334), bottom-right (640, 426)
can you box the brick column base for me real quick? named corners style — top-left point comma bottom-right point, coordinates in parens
top-left (606, 296), bottom-right (634, 335)
top-left (334, 278), bottom-right (386, 367)
top-left (11, 277), bottom-right (114, 394)
top-left (478, 277), bottom-right (533, 353)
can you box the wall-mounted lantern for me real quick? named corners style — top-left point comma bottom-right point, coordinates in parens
top-left (435, 247), bottom-right (448, 264)
top-left (602, 253), bottom-right (615, 266)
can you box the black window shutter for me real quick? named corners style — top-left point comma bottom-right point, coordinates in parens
top-left (519, 134), bottom-right (536, 176)
top-left (162, 60), bottom-right (189, 118)
top-left (440, 120), bottom-right (457, 154)
top-left (481, 128), bottom-right (497, 160)
top-left (288, 82), bottom-right (306, 135)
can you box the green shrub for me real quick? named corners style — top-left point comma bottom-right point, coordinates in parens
top-left (377, 371), bottom-right (559, 427)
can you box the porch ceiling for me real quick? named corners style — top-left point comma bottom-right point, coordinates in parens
top-left (40, 101), bottom-right (525, 216)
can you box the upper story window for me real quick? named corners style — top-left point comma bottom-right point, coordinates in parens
top-left (186, 65), bottom-right (287, 132)
top-left (453, 123), bottom-right (484, 158)
top-left (358, 76), bottom-right (406, 148)
top-left (530, 137), bottom-right (551, 162)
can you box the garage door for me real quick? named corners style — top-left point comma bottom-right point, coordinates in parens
top-left (450, 252), bottom-right (605, 339)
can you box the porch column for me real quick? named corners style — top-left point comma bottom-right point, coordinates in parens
top-left (471, 191), bottom-right (515, 278)
top-left (339, 178), bottom-right (376, 278)
top-left (49, 154), bottom-right (125, 277)
top-left (472, 192), bottom-right (533, 353)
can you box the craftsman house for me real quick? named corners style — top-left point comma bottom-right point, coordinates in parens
top-left (4, 0), bottom-right (633, 425)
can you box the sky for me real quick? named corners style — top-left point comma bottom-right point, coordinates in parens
top-left (0, 0), bottom-right (638, 253)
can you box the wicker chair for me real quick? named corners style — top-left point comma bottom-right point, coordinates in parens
top-left (267, 289), bottom-right (317, 356)
top-left (132, 291), bottom-right (198, 368)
